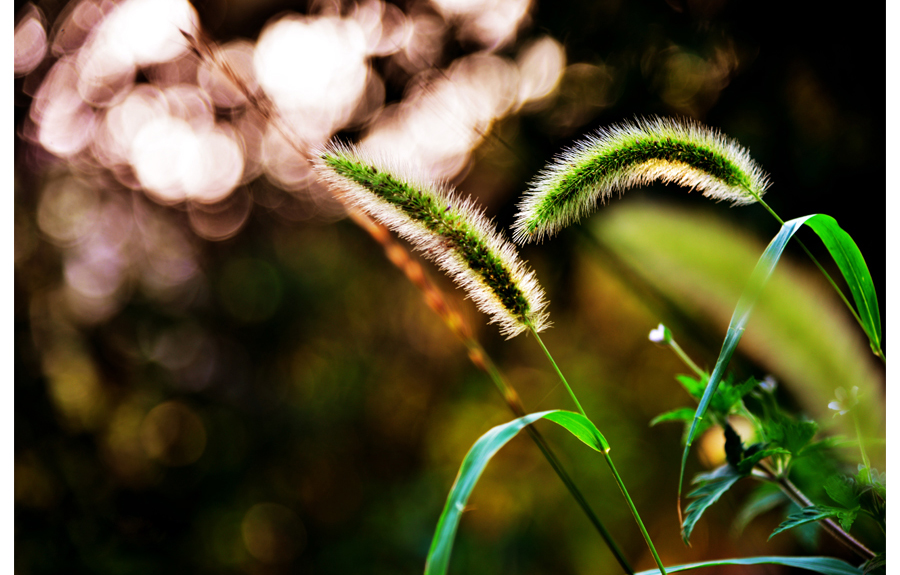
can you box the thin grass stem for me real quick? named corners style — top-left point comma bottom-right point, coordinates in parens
top-left (603, 453), bottom-right (668, 575)
top-left (529, 326), bottom-right (668, 574)
top-left (668, 339), bottom-right (705, 379)
top-left (529, 327), bottom-right (587, 418)
top-left (852, 412), bottom-right (872, 477)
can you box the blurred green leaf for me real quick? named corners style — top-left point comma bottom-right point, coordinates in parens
top-left (732, 484), bottom-right (787, 534)
top-left (425, 410), bottom-right (609, 575)
top-left (594, 204), bottom-right (884, 448)
top-left (650, 407), bottom-right (697, 426)
top-left (635, 555), bottom-right (863, 575)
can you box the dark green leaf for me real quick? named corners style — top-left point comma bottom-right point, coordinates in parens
top-left (680, 216), bottom-right (813, 505)
top-left (767, 413), bottom-right (818, 456)
top-left (824, 474), bottom-right (860, 509)
top-left (425, 410), bottom-right (609, 575)
top-left (798, 436), bottom-right (849, 458)
top-left (769, 505), bottom-right (857, 540)
top-left (634, 555), bottom-right (863, 575)
top-left (682, 465), bottom-right (743, 544)
top-left (804, 215), bottom-right (882, 354)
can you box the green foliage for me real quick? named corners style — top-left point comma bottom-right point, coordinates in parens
top-left (681, 465), bottom-right (743, 544)
top-left (769, 506), bottom-right (858, 540)
top-left (803, 216), bottom-right (882, 355)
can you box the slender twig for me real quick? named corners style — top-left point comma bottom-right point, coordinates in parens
top-left (755, 462), bottom-right (875, 561)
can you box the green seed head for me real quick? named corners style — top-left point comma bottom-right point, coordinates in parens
top-left (314, 142), bottom-right (550, 338)
top-left (513, 117), bottom-right (771, 244)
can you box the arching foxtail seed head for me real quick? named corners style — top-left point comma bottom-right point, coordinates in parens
top-left (313, 142), bottom-right (550, 338)
top-left (512, 116), bottom-right (771, 244)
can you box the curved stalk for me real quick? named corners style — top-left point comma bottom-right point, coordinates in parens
top-left (530, 327), bottom-right (667, 575)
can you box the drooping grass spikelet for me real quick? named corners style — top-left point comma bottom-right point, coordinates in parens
top-left (314, 142), bottom-right (549, 338)
top-left (513, 116), bottom-right (771, 243)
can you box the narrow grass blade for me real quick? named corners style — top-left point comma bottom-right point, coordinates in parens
top-left (678, 213), bottom-right (884, 505)
top-left (681, 466), bottom-right (743, 543)
top-left (679, 216), bottom-right (812, 513)
top-left (803, 215), bottom-right (882, 355)
top-left (425, 410), bottom-right (608, 575)
top-left (634, 556), bottom-right (863, 575)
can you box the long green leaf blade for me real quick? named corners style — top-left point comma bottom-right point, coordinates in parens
top-left (677, 213), bottom-right (883, 508)
top-left (803, 214), bottom-right (882, 353)
top-left (635, 556), bottom-right (862, 575)
top-left (425, 410), bottom-right (608, 575)
top-left (681, 466), bottom-right (743, 543)
top-left (679, 215), bottom-right (813, 509)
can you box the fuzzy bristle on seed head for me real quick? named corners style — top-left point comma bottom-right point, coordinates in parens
top-left (313, 142), bottom-right (549, 338)
top-left (512, 116), bottom-right (771, 244)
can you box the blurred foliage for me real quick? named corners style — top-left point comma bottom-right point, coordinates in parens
top-left (15, 0), bottom-right (884, 574)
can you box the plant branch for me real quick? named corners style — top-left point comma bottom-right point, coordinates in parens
top-left (756, 462), bottom-right (875, 561)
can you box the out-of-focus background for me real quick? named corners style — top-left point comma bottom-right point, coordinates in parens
top-left (14, 0), bottom-right (885, 573)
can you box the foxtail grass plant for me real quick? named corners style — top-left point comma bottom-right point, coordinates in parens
top-left (514, 116), bottom-right (883, 362)
top-left (347, 209), bottom-right (634, 574)
top-left (315, 143), bottom-right (549, 339)
top-left (193, 29), bottom-right (881, 573)
top-left (512, 117), bottom-right (770, 244)
top-left (313, 143), bottom-right (670, 575)
top-left (188, 36), bottom-right (640, 574)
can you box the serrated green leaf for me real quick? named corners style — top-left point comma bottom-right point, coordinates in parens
top-left (804, 215), bottom-right (882, 354)
top-left (682, 465), bottom-right (743, 544)
top-left (736, 447), bottom-right (791, 475)
top-left (767, 413), bottom-right (818, 456)
top-left (769, 505), bottom-right (857, 540)
top-left (634, 555), bottom-right (863, 575)
top-left (650, 407), bottom-right (697, 426)
top-left (424, 410), bottom-right (609, 575)
top-left (825, 474), bottom-right (860, 509)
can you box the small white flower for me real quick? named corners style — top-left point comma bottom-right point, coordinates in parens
top-left (828, 386), bottom-right (859, 416)
top-left (648, 323), bottom-right (671, 345)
